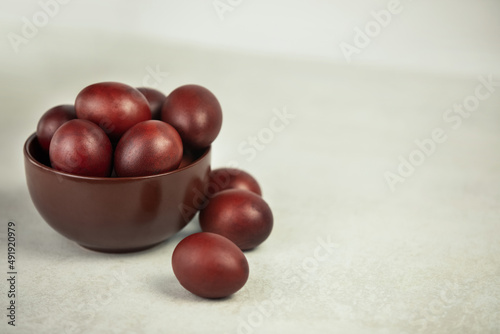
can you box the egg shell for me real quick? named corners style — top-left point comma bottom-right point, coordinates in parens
top-left (161, 84), bottom-right (222, 149)
top-left (49, 119), bottom-right (112, 177)
top-left (75, 82), bottom-right (151, 142)
top-left (199, 189), bottom-right (273, 250)
top-left (172, 232), bottom-right (249, 299)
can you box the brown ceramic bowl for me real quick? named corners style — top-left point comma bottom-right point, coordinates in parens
top-left (24, 133), bottom-right (210, 253)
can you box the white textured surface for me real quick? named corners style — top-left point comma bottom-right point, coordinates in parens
top-left (2, 0), bottom-right (500, 76)
top-left (1, 31), bottom-right (500, 334)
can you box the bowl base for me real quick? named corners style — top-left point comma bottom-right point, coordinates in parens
top-left (78, 242), bottom-right (163, 253)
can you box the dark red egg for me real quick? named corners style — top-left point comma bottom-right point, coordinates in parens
top-left (172, 232), bottom-right (249, 299)
top-left (49, 119), bottom-right (112, 177)
top-left (36, 105), bottom-right (76, 152)
top-left (137, 87), bottom-right (166, 120)
top-left (114, 120), bottom-right (183, 177)
top-left (75, 82), bottom-right (151, 141)
top-left (161, 84), bottom-right (222, 149)
top-left (208, 168), bottom-right (262, 196)
top-left (199, 189), bottom-right (273, 250)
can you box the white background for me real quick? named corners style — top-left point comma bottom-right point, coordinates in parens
top-left (1, 0), bottom-right (500, 75)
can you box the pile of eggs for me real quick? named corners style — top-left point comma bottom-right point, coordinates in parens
top-left (38, 82), bottom-right (222, 177)
top-left (35, 82), bottom-right (273, 299)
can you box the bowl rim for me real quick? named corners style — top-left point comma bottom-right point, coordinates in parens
top-left (24, 132), bottom-right (211, 181)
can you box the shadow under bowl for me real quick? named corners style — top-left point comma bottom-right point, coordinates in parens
top-left (23, 133), bottom-right (211, 253)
